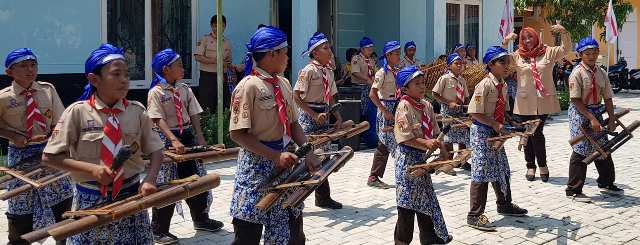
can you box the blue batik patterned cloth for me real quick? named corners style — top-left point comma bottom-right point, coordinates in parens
top-left (440, 103), bottom-right (470, 144)
top-left (376, 100), bottom-right (398, 154)
top-left (69, 182), bottom-right (153, 245)
top-left (394, 144), bottom-right (450, 241)
top-left (569, 103), bottom-right (608, 157)
top-left (6, 143), bottom-right (73, 230)
top-left (469, 123), bottom-right (511, 196)
top-left (230, 146), bottom-right (304, 245)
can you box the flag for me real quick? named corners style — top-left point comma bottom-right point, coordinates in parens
top-left (605, 0), bottom-right (619, 43)
top-left (499, 0), bottom-right (513, 39)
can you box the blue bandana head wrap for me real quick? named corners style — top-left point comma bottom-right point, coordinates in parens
top-left (380, 40), bottom-right (401, 73)
top-left (150, 48), bottom-right (181, 89)
top-left (447, 53), bottom-right (463, 65)
top-left (404, 41), bottom-right (416, 50)
top-left (396, 65), bottom-right (424, 88)
top-left (243, 26), bottom-right (288, 76)
top-left (576, 37), bottom-right (599, 53)
top-left (359, 37), bottom-right (374, 48)
top-left (302, 32), bottom-right (329, 57)
top-left (78, 43), bottom-right (125, 101)
top-left (5, 48), bottom-right (37, 68)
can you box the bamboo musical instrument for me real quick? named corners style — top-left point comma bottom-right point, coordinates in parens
top-left (409, 149), bottom-right (472, 176)
top-left (568, 108), bottom-right (630, 146)
top-left (0, 165), bottom-right (70, 201)
top-left (487, 119), bottom-right (541, 150)
top-left (407, 125), bottom-right (451, 177)
top-left (307, 121), bottom-right (369, 147)
top-left (163, 144), bottom-right (240, 164)
top-left (21, 173), bottom-right (221, 243)
top-left (581, 120), bottom-right (639, 164)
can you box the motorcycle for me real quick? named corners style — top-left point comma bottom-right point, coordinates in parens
top-left (608, 57), bottom-right (629, 93)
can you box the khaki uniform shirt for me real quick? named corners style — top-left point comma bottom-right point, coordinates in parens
top-left (43, 97), bottom-right (164, 182)
top-left (350, 53), bottom-right (377, 84)
top-left (372, 68), bottom-right (398, 100)
top-left (399, 56), bottom-right (422, 68)
top-left (509, 32), bottom-right (571, 115)
top-left (294, 62), bottom-right (338, 103)
top-left (568, 63), bottom-right (614, 105)
top-left (195, 33), bottom-right (232, 73)
top-left (468, 73), bottom-right (510, 118)
top-left (229, 67), bottom-right (298, 142)
top-left (432, 72), bottom-right (469, 103)
top-left (394, 98), bottom-right (440, 144)
top-left (147, 82), bottom-right (203, 128)
top-left (0, 81), bottom-right (64, 143)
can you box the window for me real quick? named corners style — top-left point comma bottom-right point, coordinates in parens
top-left (107, 0), bottom-right (145, 81)
top-left (152, 0), bottom-right (192, 79)
top-left (446, 0), bottom-right (481, 54)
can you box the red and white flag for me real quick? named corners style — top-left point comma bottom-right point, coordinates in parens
top-left (499, 0), bottom-right (513, 39)
top-left (604, 0), bottom-right (619, 43)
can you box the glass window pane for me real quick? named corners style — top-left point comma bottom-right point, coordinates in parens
top-left (464, 4), bottom-right (480, 50)
top-left (446, 3), bottom-right (460, 53)
top-left (152, 0), bottom-right (192, 79)
top-left (107, 0), bottom-right (145, 81)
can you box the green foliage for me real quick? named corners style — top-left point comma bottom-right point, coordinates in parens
top-left (514, 0), bottom-right (634, 41)
top-left (200, 109), bottom-right (236, 147)
top-left (557, 89), bottom-right (570, 111)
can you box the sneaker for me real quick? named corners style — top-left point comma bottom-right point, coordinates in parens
top-left (497, 203), bottom-right (528, 217)
top-left (566, 193), bottom-right (591, 203)
top-left (525, 168), bottom-right (536, 181)
top-left (599, 184), bottom-right (624, 194)
top-left (367, 177), bottom-right (394, 189)
top-left (153, 232), bottom-right (178, 245)
top-left (467, 214), bottom-right (496, 231)
top-left (315, 198), bottom-right (343, 209)
top-left (194, 219), bottom-right (224, 232)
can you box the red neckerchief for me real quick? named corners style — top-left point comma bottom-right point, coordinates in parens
top-left (311, 60), bottom-right (332, 103)
top-left (401, 95), bottom-right (433, 139)
top-left (251, 70), bottom-right (292, 142)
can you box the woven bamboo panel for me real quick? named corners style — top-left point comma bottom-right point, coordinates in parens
top-left (420, 59), bottom-right (448, 91)
top-left (462, 63), bottom-right (488, 93)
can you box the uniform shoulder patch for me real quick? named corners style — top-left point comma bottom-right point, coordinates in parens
top-left (128, 100), bottom-right (147, 110)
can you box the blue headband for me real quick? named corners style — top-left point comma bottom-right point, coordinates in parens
top-left (453, 43), bottom-right (465, 52)
top-left (302, 32), bottom-right (329, 57)
top-left (447, 53), bottom-right (463, 65)
top-left (5, 48), bottom-right (37, 68)
top-left (360, 37), bottom-right (374, 48)
top-left (78, 43), bottom-right (125, 101)
top-left (483, 46), bottom-right (509, 65)
top-left (576, 37), bottom-right (599, 53)
top-left (243, 26), bottom-right (288, 76)
top-left (404, 41), bottom-right (416, 50)
top-left (150, 48), bottom-right (181, 89)
top-left (396, 65), bottom-right (424, 88)
top-left (380, 40), bottom-right (401, 73)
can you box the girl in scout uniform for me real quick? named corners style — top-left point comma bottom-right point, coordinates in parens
top-left (565, 37), bottom-right (622, 203)
top-left (367, 41), bottom-right (402, 189)
top-left (466, 44), bottom-right (480, 65)
top-left (229, 26), bottom-right (320, 245)
top-left (294, 32), bottom-right (344, 210)
top-left (351, 37), bottom-right (379, 147)
top-left (466, 46), bottom-right (528, 231)
top-left (147, 48), bottom-right (223, 244)
top-left (399, 41), bottom-right (422, 68)
top-left (432, 53), bottom-right (471, 171)
top-left (42, 44), bottom-right (165, 244)
top-left (501, 24), bottom-right (571, 182)
top-left (393, 65), bottom-right (452, 244)
top-left (0, 48), bottom-right (73, 245)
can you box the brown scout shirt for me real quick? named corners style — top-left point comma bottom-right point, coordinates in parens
top-left (394, 98), bottom-right (440, 144)
top-left (568, 63), bottom-right (614, 105)
top-left (194, 33), bottom-right (232, 73)
top-left (432, 72), bottom-right (469, 103)
top-left (350, 53), bottom-right (377, 85)
top-left (372, 68), bottom-right (398, 100)
top-left (229, 67), bottom-right (298, 142)
top-left (399, 56), bottom-right (422, 68)
top-left (147, 82), bottom-right (203, 128)
top-left (294, 62), bottom-right (338, 103)
top-left (468, 73), bottom-right (510, 118)
top-left (509, 32), bottom-right (571, 115)
top-left (0, 81), bottom-right (64, 143)
top-left (43, 97), bottom-right (164, 182)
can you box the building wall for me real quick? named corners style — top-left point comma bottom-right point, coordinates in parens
top-left (0, 0), bottom-right (101, 74)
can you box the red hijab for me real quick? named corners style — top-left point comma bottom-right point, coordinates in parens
top-left (517, 27), bottom-right (547, 58)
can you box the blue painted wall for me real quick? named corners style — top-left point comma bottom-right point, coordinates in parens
top-left (0, 0), bottom-right (101, 74)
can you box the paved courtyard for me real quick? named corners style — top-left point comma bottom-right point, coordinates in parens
top-left (2, 93), bottom-right (639, 244)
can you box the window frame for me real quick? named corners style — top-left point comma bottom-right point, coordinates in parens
top-left (445, 0), bottom-right (483, 54)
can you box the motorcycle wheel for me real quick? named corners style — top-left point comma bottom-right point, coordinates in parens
top-left (611, 81), bottom-right (623, 93)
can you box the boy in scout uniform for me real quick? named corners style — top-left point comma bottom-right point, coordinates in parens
top-left (194, 14), bottom-right (235, 112)
top-left (393, 65), bottom-right (452, 245)
top-left (367, 41), bottom-right (402, 189)
top-left (147, 48), bottom-right (223, 244)
top-left (229, 26), bottom-right (320, 245)
top-left (351, 37), bottom-right (378, 120)
top-left (432, 53), bottom-right (471, 171)
top-left (294, 32), bottom-right (343, 209)
top-left (42, 44), bottom-right (165, 244)
top-left (399, 41), bottom-right (422, 68)
top-left (565, 37), bottom-right (622, 202)
top-left (0, 48), bottom-right (73, 245)
top-left (466, 46), bottom-right (528, 231)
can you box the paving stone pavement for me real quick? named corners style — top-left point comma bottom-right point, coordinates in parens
top-left (1, 93), bottom-right (639, 244)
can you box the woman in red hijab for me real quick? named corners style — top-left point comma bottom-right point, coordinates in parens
top-left (501, 23), bottom-right (572, 182)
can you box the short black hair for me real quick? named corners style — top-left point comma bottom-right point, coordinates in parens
top-left (346, 48), bottom-right (358, 62)
top-left (210, 15), bottom-right (226, 26)
top-left (253, 52), bottom-right (268, 63)
top-left (257, 24), bottom-right (267, 29)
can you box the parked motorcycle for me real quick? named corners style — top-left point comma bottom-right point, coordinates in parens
top-left (608, 58), bottom-right (629, 93)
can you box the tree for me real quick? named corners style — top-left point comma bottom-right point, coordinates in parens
top-left (514, 0), bottom-right (634, 41)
